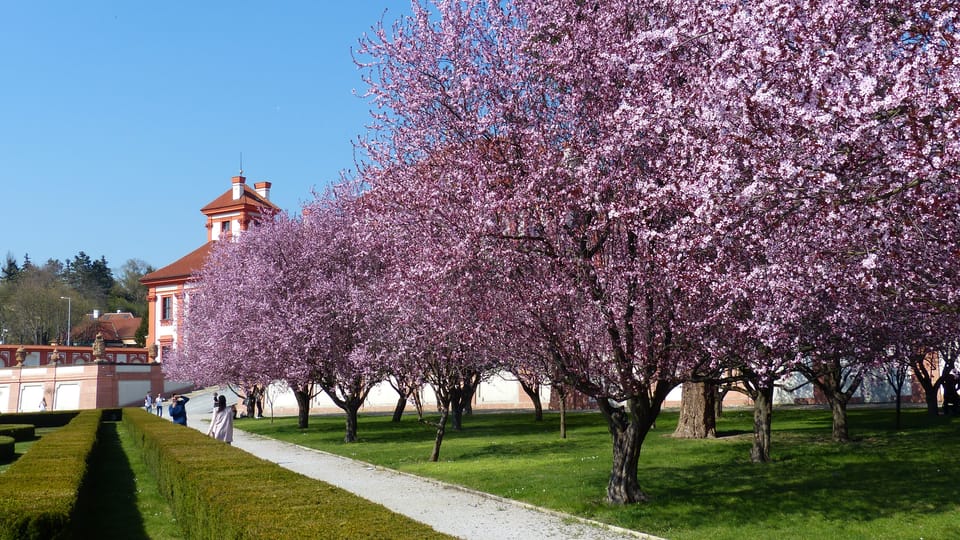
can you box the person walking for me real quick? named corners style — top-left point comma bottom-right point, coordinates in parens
top-left (943, 370), bottom-right (960, 416)
top-left (155, 394), bottom-right (164, 417)
top-left (169, 394), bottom-right (190, 426)
top-left (206, 394), bottom-right (235, 444)
top-left (144, 393), bottom-right (153, 413)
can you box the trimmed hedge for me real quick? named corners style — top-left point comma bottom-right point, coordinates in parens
top-left (123, 408), bottom-right (451, 539)
top-left (0, 411), bottom-right (79, 428)
top-left (0, 410), bottom-right (102, 540)
top-left (0, 424), bottom-right (35, 442)
top-left (0, 436), bottom-right (12, 463)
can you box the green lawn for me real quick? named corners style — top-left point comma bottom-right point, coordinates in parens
top-left (236, 407), bottom-right (960, 540)
top-left (73, 422), bottom-right (184, 539)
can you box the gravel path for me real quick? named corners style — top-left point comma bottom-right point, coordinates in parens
top-left (181, 392), bottom-right (660, 540)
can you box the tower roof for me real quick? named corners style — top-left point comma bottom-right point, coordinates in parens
top-left (201, 175), bottom-right (279, 216)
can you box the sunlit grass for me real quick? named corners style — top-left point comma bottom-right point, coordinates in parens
top-left (238, 407), bottom-right (960, 539)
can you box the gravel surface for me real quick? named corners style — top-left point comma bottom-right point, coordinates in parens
top-left (181, 391), bottom-right (660, 540)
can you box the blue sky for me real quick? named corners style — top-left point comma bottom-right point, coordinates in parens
top-left (0, 2), bottom-right (409, 272)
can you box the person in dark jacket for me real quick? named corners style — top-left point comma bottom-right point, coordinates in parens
top-left (169, 394), bottom-right (190, 426)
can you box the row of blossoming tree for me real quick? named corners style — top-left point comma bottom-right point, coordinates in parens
top-left (165, 0), bottom-right (959, 504)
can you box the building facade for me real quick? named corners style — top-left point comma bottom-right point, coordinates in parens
top-left (140, 175), bottom-right (277, 362)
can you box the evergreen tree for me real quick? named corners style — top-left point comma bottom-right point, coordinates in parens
top-left (1, 253), bottom-right (20, 283)
top-left (64, 251), bottom-right (114, 305)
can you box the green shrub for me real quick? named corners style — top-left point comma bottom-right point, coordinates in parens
top-left (0, 411), bottom-right (78, 428)
top-left (0, 424), bottom-right (35, 442)
top-left (123, 408), bottom-right (451, 539)
top-left (0, 410), bottom-right (101, 540)
top-left (0, 436), bottom-right (13, 463)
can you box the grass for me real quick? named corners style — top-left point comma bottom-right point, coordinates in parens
top-left (73, 422), bottom-right (184, 539)
top-left (236, 407), bottom-right (960, 540)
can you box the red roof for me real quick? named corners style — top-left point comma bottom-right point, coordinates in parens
top-left (72, 312), bottom-right (142, 345)
top-left (141, 242), bottom-right (215, 286)
top-left (201, 184), bottom-right (279, 215)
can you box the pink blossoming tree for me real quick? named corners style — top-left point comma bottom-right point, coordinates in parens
top-left (357, 0), bottom-right (958, 502)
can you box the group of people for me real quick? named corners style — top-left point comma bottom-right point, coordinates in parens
top-left (239, 385), bottom-right (264, 419)
top-left (144, 393), bottom-right (166, 416)
top-left (143, 392), bottom-right (190, 424)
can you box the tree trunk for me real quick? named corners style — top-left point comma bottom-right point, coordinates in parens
top-left (806, 357), bottom-right (858, 443)
top-left (923, 383), bottom-right (941, 416)
top-left (557, 386), bottom-right (568, 439)
top-left (429, 406), bottom-right (449, 462)
top-left (894, 391), bottom-right (902, 430)
top-left (413, 391), bottom-right (424, 421)
top-left (461, 371), bottom-right (480, 415)
top-left (750, 384), bottom-right (774, 463)
top-left (910, 356), bottom-right (941, 416)
top-left (293, 386), bottom-right (311, 429)
top-left (673, 381), bottom-right (716, 439)
top-left (391, 395), bottom-right (407, 422)
top-left (344, 402), bottom-right (360, 443)
top-left (449, 385), bottom-right (464, 431)
top-left (715, 387), bottom-right (726, 419)
top-left (451, 402), bottom-right (463, 431)
top-left (829, 396), bottom-right (850, 443)
top-left (518, 378), bottom-right (543, 421)
top-left (598, 397), bottom-right (659, 504)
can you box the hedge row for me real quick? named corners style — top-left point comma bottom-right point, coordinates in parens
top-left (0, 411), bottom-right (79, 428)
top-left (123, 408), bottom-right (451, 539)
top-left (0, 410), bottom-right (102, 540)
top-left (0, 436), bottom-right (12, 463)
top-left (0, 424), bottom-right (35, 442)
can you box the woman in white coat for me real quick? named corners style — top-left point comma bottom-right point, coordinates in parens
top-left (207, 394), bottom-right (235, 444)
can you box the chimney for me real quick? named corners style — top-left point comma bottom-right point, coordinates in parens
top-left (254, 181), bottom-right (272, 200)
top-left (93, 309), bottom-right (101, 319)
top-left (231, 175), bottom-right (246, 200)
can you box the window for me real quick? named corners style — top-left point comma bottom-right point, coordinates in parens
top-left (221, 221), bottom-right (231, 233)
top-left (161, 296), bottom-right (173, 321)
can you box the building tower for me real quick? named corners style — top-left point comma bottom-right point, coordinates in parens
top-left (140, 175), bottom-right (278, 362)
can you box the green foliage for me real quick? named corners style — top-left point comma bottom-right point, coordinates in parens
top-left (1, 254), bottom-right (20, 284)
top-left (0, 410), bottom-right (101, 540)
top-left (0, 262), bottom-right (76, 345)
top-left (123, 408), bottom-right (452, 539)
top-left (0, 424), bottom-right (35, 442)
top-left (64, 252), bottom-right (114, 306)
top-left (0, 436), bottom-right (13, 463)
top-left (238, 408), bottom-right (960, 540)
top-left (134, 314), bottom-right (149, 347)
top-left (108, 259), bottom-right (153, 318)
top-left (0, 411), bottom-right (79, 428)
top-left (0, 253), bottom-right (151, 346)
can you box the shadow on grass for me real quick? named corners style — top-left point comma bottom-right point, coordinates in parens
top-left (73, 422), bottom-right (149, 540)
top-left (715, 429), bottom-right (751, 437)
top-left (622, 418), bottom-right (960, 533)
